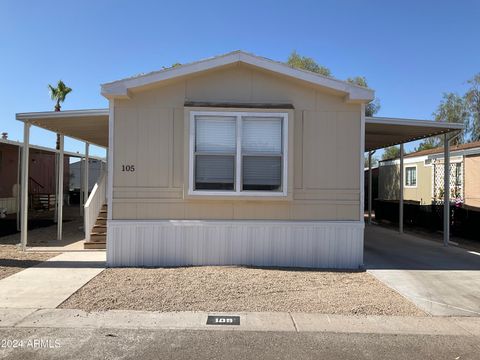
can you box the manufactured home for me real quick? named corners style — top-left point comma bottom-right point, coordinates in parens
top-left (0, 138), bottom-right (69, 215)
top-left (15, 51), bottom-right (463, 268)
top-left (378, 141), bottom-right (480, 207)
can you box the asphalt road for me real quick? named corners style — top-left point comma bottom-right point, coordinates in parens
top-left (0, 327), bottom-right (479, 360)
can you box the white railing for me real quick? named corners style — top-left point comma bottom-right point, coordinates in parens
top-left (84, 171), bottom-right (107, 240)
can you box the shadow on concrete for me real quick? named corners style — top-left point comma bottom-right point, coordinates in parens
top-left (0, 259), bottom-right (105, 269)
top-left (364, 224), bottom-right (480, 270)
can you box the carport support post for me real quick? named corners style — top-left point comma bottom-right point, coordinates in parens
top-left (399, 144), bottom-right (404, 234)
top-left (83, 142), bottom-right (89, 208)
top-left (57, 134), bottom-right (64, 241)
top-left (20, 122), bottom-right (30, 251)
top-left (54, 152), bottom-right (58, 223)
top-left (443, 134), bottom-right (450, 246)
top-left (368, 151), bottom-right (373, 224)
top-left (16, 146), bottom-right (21, 231)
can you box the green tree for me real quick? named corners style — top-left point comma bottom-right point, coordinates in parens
top-left (48, 80), bottom-right (72, 149)
top-left (347, 76), bottom-right (381, 117)
top-left (382, 146), bottom-right (400, 160)
top-left (364, 154), bottom-right (378, 168)
top-left (287, 50), bottom-right (331, 76)
top-left (162, 62), bottom-right (181, 70)
top-left (432, 92), bottom-right (469, 145)
top-left (465, 73), bottom-right (480, 141)
top-left (48, 80), bottom-right (72, 112)
top-left (414, 137), bottom-right (439, 152)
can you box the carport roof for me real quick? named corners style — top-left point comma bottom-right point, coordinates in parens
top-left (16, 109), bottom-right (109, 148)
top-left (15, 110), bottom-right (463, 151)
top-left (365, 116), bottom-right (463, 152)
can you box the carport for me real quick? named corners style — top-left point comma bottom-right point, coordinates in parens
top-left (15, 109), bottom-right (109, 250)
top-left (365, 116), bottom-right (464, 245)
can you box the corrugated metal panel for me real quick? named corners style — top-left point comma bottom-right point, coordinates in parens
top-left (0, 197), bottom-right (17, 214)
top-left (107, 220), bottom-right (364, 269)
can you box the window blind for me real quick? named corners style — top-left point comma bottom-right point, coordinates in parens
top-left (196, 116), bottom-right (236, 153)
top-left (242, 117), bottom-right (282, 154)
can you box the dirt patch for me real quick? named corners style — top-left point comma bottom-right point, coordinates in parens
top-left (0, 245), bottom-right (56, 280)
top-left (60, 267), bottom-right (425, 316)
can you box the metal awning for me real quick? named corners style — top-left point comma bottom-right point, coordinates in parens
top-left (16, 109), bottom-right (109, 148)
top-left (365, 116), bottom-right (463, 152)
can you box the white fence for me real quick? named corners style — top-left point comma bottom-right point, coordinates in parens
top-left (84, 172), bottom-right (106, 240)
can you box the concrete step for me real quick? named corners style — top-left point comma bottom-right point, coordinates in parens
top-left (96, 218), bottom-right (107, 226)
top-left (84, 241), bottom-right (106, 250)
top-left (90, 233), bottom-right (106, 242)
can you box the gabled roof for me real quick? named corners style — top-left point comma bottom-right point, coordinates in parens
top-left (101, 50), bottom-right (375, 103)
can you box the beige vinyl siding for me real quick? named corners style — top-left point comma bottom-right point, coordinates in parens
top-left (378, 160), bottom-right (433, 204)
top-left (112, 63), bottom-right (361, 221)
top-left (464, 155), bottom-right (480, 207)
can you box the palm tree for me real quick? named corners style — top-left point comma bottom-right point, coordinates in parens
top-left (48, 80), bottom-right (72, 112)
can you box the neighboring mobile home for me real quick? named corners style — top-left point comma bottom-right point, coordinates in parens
top-left (378, 141), bottom-right (480, 207)
top-left (0, 138), bottom-right (69, 214)
top-left (15, 51), bottom-right (463, 268)
top-left (69, 158), bottom-right (106, 192)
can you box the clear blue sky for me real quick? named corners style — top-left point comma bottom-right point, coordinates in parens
top-left (1, 0), bottom-right (479, 157)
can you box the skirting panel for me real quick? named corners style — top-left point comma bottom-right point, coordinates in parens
top-left (107, 220), bottom-right (364, 269)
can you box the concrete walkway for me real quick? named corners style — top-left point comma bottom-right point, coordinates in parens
top-left (0, 252), bottom-right (105, 309)
top-left (1, 308), bottom-right (479, 336)
top-left (365, 225), bottom-right (480, 316)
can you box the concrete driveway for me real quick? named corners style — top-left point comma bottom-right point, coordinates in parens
top-left (364, 225), bottom-right (480, 316)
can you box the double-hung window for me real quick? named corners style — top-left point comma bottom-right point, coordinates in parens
top-left (190, 111), bottom-right (288, 196)
top-left (405, 166), bottom-right (417, 187)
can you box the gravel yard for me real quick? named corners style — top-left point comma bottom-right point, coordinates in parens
top-left (0, 245), bottom-right (56, 280)
top-left (60, 267), bottom-right (425, 316)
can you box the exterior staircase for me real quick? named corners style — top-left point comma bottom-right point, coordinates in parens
top-left (84, 204), bottom-right (107, 249)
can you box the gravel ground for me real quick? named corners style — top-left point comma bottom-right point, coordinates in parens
top-left (0, 245), bottom-right (56, 280)
top-left (60, 267), bottom-right (425, 316)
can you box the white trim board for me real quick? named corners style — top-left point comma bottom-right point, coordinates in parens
top-left (16, 109), bottom-right (109, 120)
top-left (106, 220), bottom-right (364, 269)
top-left (381, 155), bottom-right (463, 166)
top-left (101, 51), bottom-right (374, 102)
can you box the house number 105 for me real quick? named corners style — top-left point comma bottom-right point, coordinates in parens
top-left (121, 165), bottom-right (135, 172)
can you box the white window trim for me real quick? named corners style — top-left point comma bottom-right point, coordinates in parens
top-left (404, 164), bottom-right (417, 188)
top-left (188, 111), bottom-right (288, 197)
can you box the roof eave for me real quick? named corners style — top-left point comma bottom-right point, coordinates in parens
top-left (16, 109), bottom-right (109, 121)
